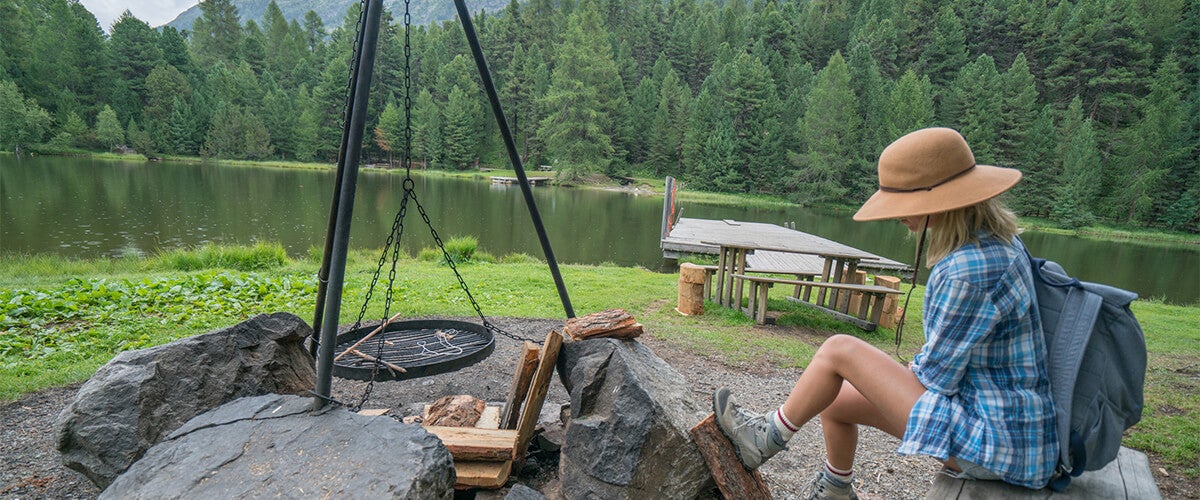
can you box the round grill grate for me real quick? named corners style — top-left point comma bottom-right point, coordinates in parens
top-left (332, 319), bottom-right (495, 381)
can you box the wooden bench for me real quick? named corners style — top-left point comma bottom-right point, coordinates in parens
top-left (926, 447), bottom-right (1161, 499)
top-left (697, 265), bottom-right (818, 303)
top-left (732, 274), bottom-right (903, 330)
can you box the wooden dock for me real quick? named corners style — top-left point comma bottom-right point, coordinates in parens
top-left (491, 176), bottom-right (551, 186)
top-left (661, 217), bottom-right (908, 273)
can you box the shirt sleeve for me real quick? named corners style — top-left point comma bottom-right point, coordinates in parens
top-left (912, 278), bottom-right (999, 397)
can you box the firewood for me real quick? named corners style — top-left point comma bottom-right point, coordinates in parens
top-left (425, 395), bottom-right (487, 427)
top-left (501, 342), bottom-right (541, 430)
top-left (689, 414), bottom-right (771, 499)
top-left (564, 309), bottom-right (643, 340)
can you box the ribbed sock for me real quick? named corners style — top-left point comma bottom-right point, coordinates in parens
top-left (772, 407), bottom-right (798, 441)
top-left (824, 461), bottom-right (854, 486)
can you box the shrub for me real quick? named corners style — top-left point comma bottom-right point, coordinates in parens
top-left (154, 242), bottom-right (289, 271)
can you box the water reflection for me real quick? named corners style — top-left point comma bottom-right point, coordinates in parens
top-left (1, 156), bottom-right (1196, 305)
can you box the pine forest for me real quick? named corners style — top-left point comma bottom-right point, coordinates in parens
top-left (0, 0), bottom-right (1197, 232)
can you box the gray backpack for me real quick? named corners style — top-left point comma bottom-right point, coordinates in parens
top-left (1025, 245), bottom-right (1147, 491)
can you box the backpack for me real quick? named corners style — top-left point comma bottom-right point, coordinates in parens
top-left (1023, 242), bottom-right (1147, 491)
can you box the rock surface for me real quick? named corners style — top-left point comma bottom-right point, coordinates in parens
top-left (101, 394), bottom-right (455, 499)
top-left (56, 312), bottom-right (316, 488)
top-left (556, 338), bottom-right (714, 499)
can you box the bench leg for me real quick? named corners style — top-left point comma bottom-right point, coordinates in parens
top-left (756, 282), bottom-right (771, 324)
top-left (869, 294), bottom-right (886, 325)
top-left (703, 271), bottom-right (713, 301)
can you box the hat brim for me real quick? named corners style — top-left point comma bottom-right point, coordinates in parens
top-left (853, 164), bottom-right (1021, 221)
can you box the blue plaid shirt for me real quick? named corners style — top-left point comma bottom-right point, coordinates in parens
top-left (898, 233), bottom-right (1058, 489)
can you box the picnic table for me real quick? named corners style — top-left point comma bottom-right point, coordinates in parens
top-left (701, 233), bottom-right (903, 330)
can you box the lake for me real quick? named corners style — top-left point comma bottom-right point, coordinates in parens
top-left (2, 155), bottom-right (1197, 305)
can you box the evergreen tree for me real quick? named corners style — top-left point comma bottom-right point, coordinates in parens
top-left (884, 70), bottom-right (934, 140)
top-left (848, 43), bottom-right (889, 197)
top-left (159, 26), bottom-right (192, 74)
top-left (292, 87), bottom-right (320, 161)
top-left (917, 5), bottom-right (969, 91)
top-left (646, 67), bottom-right (690, 176)
top-left (791, 52), bottom-right (858, 205)
top-left (108, 11), bottom-right (162, 123)
top-left (1051, 97), bottom-right (1101, 227)
top-left (537, 0), bottom-right (624, 177)
top-left (59, 111), bottom-right (89, 148)
top-left (143, 65), bottom-right (192, 126)
top-left (443, 85), bottom-right (479, 169)
top-left (165, 98), bottom-right (199, 155)
top-left (412, 89), bottom-right (444, 169)
top-left (94, 104), bottom-right (124, 151)
top-left (375, 98), bottom-right (402, 165)
top-left (126, 117), bottom-right (155, 158)
top-left (191, 0), bottom-right (244, 65)
top-left (1010, 105), bottom-right (1059, 217)
top-left (1110, 55), bottom-right (1188, 224)
top-left (943, 54), bottom-right (1003, 163)
top-left (997, 53), bottom-right (1040, 167)
top-left (261, 89), bottom-right (297, 159)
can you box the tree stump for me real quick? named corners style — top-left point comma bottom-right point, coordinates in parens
top-left (874, 275), bottom-right (902, 329)
top-left (678, 263), bottom-right (706, 316)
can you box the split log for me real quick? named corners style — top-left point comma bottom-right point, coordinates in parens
top-left (689, 414), bottom-right (771, 499)
top-left (564, 309), bottom-right (644, 340)
top-left (425, 395), bottom-right (487, 427)
top-left (500, 342), bottom-right (541, 430)
top-left (514, 330), bottom-right (563, 459)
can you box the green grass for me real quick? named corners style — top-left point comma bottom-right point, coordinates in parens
top-left (2, 242), bottom-right (1198, 476)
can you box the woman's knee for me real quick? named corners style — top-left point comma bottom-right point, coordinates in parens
top-left (816, 334), bottom-right (872, 364)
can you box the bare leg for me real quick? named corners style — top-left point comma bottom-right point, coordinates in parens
top-left (780, 335), bottom-right (926, 470)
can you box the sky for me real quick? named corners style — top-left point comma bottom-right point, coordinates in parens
top-left (79, 0), bottom-right (199, 31)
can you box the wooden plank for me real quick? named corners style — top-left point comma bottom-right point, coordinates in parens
top-left (924, 447), bottom-right (1160, 499)
top-left (423, 426), bottom-right (518, 461)
top-left (716, 246), bottom-right (728, 306)
top-left (514, 330), bottom-right (564, 460)
top-left (817, 258), bottom-right (833, 307)
top-left (731, 275), bottom-right (903, 294)
top-left (453, 460), bottom-right (513, 489)
top-left (756, 280), bottom-right (771, 324)
top-left (734, 248), bottom-right (748, 311)
top-left (500, 342), bottom-right (541, 430)
top-left (689, 414), bottom-right (772, 499)
top-left (786, 298), bottom-right (878, 331)
top-left (356, 408), bottom-right (389, 416)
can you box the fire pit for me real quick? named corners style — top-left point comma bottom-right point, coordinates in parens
top-left (333, 319), bottom-right (495, 381)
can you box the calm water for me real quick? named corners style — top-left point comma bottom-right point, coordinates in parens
top-left (2, 156), bottom-right (1197, 305)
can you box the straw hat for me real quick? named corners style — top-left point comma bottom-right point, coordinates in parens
top-left (853, 127), bottom-right (1021, 221)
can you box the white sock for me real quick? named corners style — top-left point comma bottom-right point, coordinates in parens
top-left (825, 460), bottom-right (853, 485)
top-left (772, 407), bottom-right (798, 441)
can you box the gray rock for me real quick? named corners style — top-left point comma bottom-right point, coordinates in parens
top-left (556, 339), bottom-right (713, 499)
top-left (56, 312), bottom-right (316, 488)
top-left (507, 484), bottom-right (548, 500)
top-left (101, 394), bottom-right (454, 499)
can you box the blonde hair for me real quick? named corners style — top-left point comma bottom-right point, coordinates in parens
top-left (925, 197), bottom-right (1020, 266)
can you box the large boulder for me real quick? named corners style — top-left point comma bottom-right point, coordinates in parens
top-left (556, 338), bottom-right (713, 499)
top-left (56, 312), bottom-right (316, 488)
top-left (101, 394), bottom-right (455, 499)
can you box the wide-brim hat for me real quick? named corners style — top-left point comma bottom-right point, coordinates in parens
top-left (853, 127), bottom-right (1021, 221)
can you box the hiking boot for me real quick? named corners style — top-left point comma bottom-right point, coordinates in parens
top-left (712, 387), bottom-right (787, 470)
top-left (807, 470), bottom-right (858, 500)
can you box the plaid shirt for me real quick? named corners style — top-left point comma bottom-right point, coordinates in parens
top-left (898, 233), bottom-right (1058, 489)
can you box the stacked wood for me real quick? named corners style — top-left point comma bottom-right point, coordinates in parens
top-left (689, 414), bottom-right (771, 499)
top-left (677, 263), bottom-right (707, 316)
top-left (874, 275), bottom-right (903, 329)
top-left (564, 309), bottom-right (643, 340)
top-left (425, 395), bottom-right (487, 427)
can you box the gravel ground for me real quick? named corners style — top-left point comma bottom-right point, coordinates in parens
top-left (1, 314), bottom-right (1193, 498)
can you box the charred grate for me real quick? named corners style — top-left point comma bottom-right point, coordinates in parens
top-left (332, 319), bottom-right (495, 381)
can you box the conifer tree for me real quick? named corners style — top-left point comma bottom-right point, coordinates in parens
top-left (191, 0), bottom-right (244, 65)
top-left (108, 11), bottom-right (162, 123)
top-left (165, 98), bottom-right (199, 155)
top-left (1110, 55), bottom-right (1188, 224)
top-left (0, 80), bottom-right (50, 156)
top-left (883, 70), bottom-right (934, 141)
top-left (1051, 97), bottom-right (1101, 227)
top-left (412, 89), bottom-right (444, 169)
top-left (791, 51), bottom-right (858, 205)
top-left (916, 5), bottom-right (968, 90)
top-left (94, 104), bottom-right (125, 151)
top-left (944, 54), bottom-right (1003, 163)
top-left (997, 53), bottom-right (1039, 167)
top-left (1010, 105), bottom-right (1058, 217)
top-left (443, 85), bottom-right (480, 170)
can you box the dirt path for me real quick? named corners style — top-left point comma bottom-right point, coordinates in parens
top-left (2, 316), bottom-right (1193, 498)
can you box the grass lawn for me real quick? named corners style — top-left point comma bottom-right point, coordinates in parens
top-left (1, 244), bottom-right (1197, 478)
